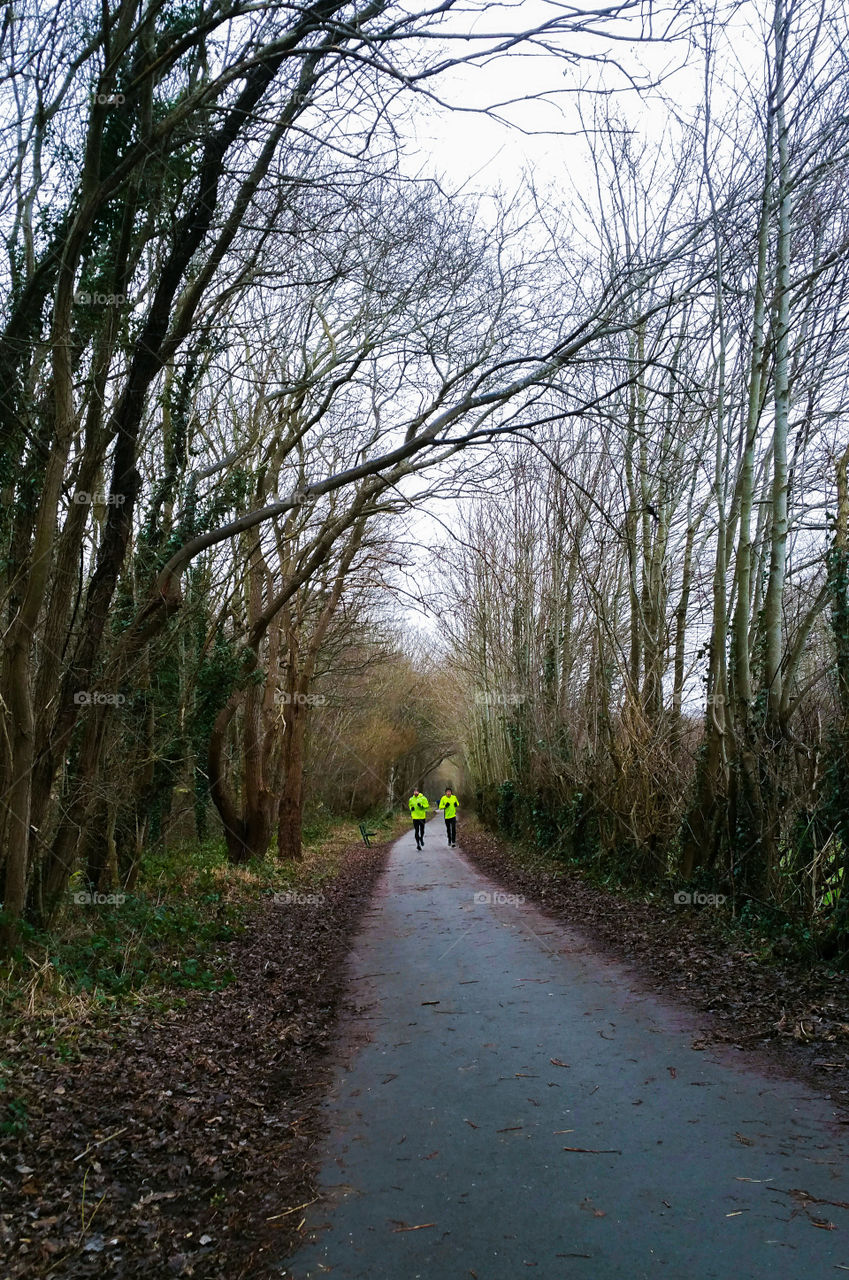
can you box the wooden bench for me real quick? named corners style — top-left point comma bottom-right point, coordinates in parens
top-left (359, 822), bottom-right (378, 847)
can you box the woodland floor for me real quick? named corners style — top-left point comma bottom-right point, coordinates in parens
top-left (0, 837), bottom-right (392, 1279)
top-left (459, 823), bottom-right (849, 1109)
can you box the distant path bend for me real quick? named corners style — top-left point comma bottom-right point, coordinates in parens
top-left (284, 825), bottom-right (849, 1279)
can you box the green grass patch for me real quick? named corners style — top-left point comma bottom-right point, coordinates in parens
top-left (1, 817), bottom-right (388, 1035)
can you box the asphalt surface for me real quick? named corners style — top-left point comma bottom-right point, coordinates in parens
top-left (283, 822), bottom-right (849, 1279)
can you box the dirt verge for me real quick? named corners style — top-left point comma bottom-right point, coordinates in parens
top-left (0, 839), bottom-right (391, 1278)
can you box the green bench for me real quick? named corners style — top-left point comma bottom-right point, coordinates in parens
top-left (359, 822), bottom-right (378, 847)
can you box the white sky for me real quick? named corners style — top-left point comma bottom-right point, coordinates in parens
top-left (400, 1), bottom-right (767, 196)
top-left (388, 8), bottom-right (703, 631)
top-left (383, 2), bottom-right (779, 675)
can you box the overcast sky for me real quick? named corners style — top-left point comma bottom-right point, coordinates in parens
top-left (402, 1), bottom-right (764, 196)
top-left (386, 1), bottom-right (770, 657)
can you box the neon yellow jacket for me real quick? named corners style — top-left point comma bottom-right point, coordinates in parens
top-left (408, 793), bottom-right (429, 820)
top-left (439, 793), bottom-right (459, 819)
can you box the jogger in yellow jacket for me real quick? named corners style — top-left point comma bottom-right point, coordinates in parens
top-left (408, 788), bottom-right (429, 849)
top-left (439, 787), bottom-right (459, 847)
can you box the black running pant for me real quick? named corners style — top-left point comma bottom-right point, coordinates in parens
top-left (413, 818), bottom-right (426, 844)
top-left (445, 816), bottom-right (456, 844)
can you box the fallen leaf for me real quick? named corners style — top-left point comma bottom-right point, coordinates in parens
top-left (783, 1188), bottom-right (849, 1212)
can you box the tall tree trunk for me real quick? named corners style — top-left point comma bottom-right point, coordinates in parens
top-left (726, 50), bottom-right (776, 895)
top-left (277, 698), bottom-right (307, 861)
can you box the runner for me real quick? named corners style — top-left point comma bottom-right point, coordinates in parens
top-left (408, 787), bottom-right (429, 849)
top-left (439, 786), bottom-right (459, 847)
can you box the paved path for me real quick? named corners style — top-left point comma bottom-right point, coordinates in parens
top-left (283, 824), bottom-right (848, 1278)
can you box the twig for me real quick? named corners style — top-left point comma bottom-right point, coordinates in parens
top-left (560, 1152), bottom-right (622, 1162)
top-left (73, 1127), bottom-right (129, 1162)
top-left (267, 1198), bottom-right (318, 1221)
